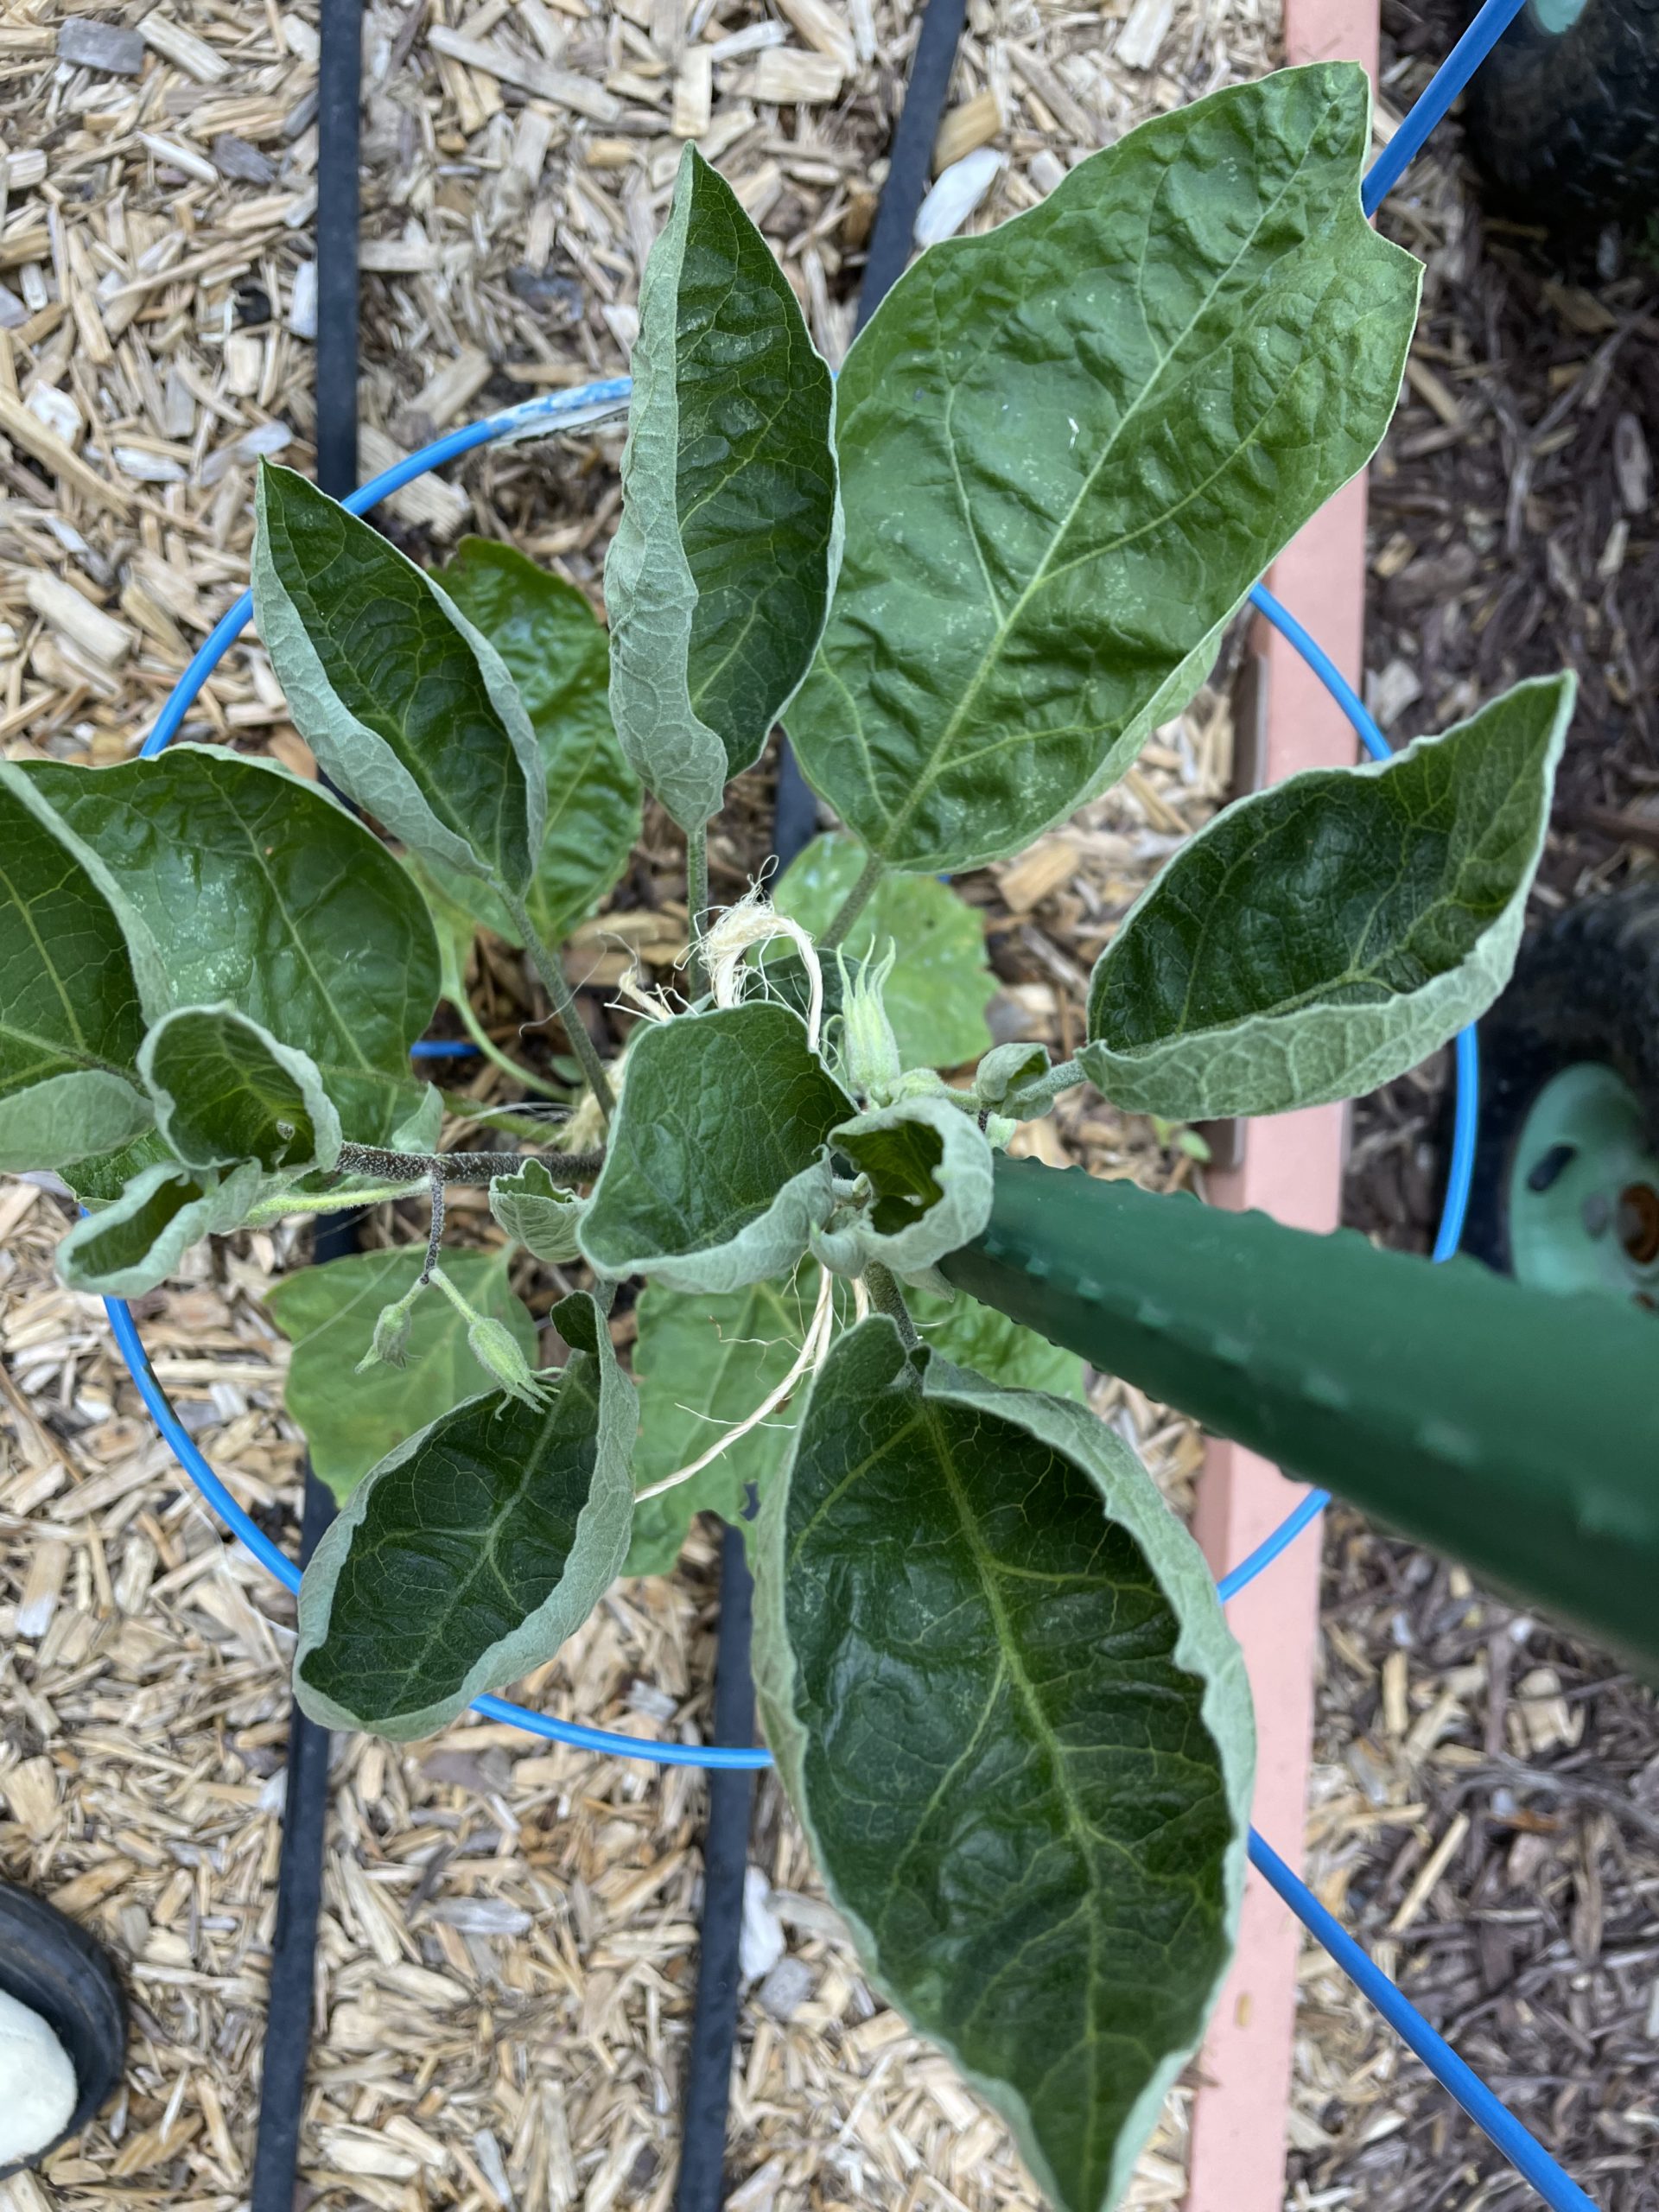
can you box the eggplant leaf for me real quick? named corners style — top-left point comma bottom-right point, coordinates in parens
top-left (607, 145), bottom-right (839, 830)
top-left (771, 834), bottom-right (994, 1070)
top-left (140, 1005), bottom-right (341, 1174)
top-left (626, 1271), bottom-right (1083, 1576)
top-left (753, 1319), bottom-right (1253, 2212)
top-left (25, 746), bottom-right (439, 1146)
top-left (1081, 674), bottom-right (1573, 1117)
top-left (817, 1094), bottom-right (995, 1280)
top-left (57, 1160), bottom-right (264, 1296)
top-left (0, 765), bottom-right (162, 1175)
top-left (294, 1292), bottom-right (634, 1738)
top-left (490, 1158), bottom-right (588, 1263)
top-left (425, 540), bottom-right (642, 952)
top-left (580, 1004), bottom-right (852, 1291)
top-left (253, 463), bottom-right (544, 894)
top-left (265, 1247), bottom-right (539, 1504)
top-left (785, 63), bottom-right (1420, 873)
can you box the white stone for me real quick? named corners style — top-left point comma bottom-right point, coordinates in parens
top-left (0, 1987), bottom-right (78, 2166)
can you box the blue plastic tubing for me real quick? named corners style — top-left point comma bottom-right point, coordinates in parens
top-left (109, 0), bottom-right (1606, 2196)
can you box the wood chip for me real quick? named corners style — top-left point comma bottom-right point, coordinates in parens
top-left (426, 25), bottom-right (622, 123)
top-left (137, 9), bottom-right (232, 83)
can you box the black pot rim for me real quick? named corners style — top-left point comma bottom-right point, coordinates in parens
top-left (0, 1880), bottom-right (126, 2177)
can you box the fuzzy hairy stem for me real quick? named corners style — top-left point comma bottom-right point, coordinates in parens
top-left (817, 847), bottom-right (886, 953)
top-left (686, 826), bottom-right (710, 999)
top-left (334, 1142), bottom-right (604, 1187)
top-left (502, 889), bottom-right (616, 1120)
top-left (244, 1181), bottom-right (417, 1225)
top-left (861, 1260), bottom-right (918, 1349)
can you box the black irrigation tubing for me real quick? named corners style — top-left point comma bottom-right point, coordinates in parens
top-left (673, 0), bottom-right (964, 2194)
top-left (247, 2), bottom-right (360, 2205)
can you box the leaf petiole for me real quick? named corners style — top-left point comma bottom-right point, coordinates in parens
top-left (861, 1259), bottom-right (918, 1349)
top-left (816, 846), bottom-right (886, 954)
top-left (503, 888), bottom-right (616, 1121)
top-left (686, 825), bottom-right (710, 999)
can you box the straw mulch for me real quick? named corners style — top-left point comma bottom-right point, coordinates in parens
top-left (0, 0), bottom-right (1285, 2204)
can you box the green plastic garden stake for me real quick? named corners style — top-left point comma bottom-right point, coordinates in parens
top-left (943, 1159), bottom-right (1659, 1672)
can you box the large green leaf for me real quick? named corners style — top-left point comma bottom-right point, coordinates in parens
top-left (140, 1005), bottom-right (341, 1174)
top-left (56, 1159), bottom-right (264, 1296)
top-left (626, 1270), bottom-right (1084, 1577)
top-left (253, 463), bottom-right (544, 894)
top-left (0, 766), bottom-right (160, 1173)
top-left (785, 63), bottom-right (1420, 874)
top-left (294, 1291), bottom-right (634, 1738)
top-left (419, 540), bottom-right (643, 954)
top-left (606, 145), bottom-right (839, 830)
top-left (816, 1095), bottom-right (995, 1281)
top-left (580, 1004), bottom-right (852, 1291)
top-left (753, 1319), bottom-right (1253, 2212)
top-left (626, 1264), bottom-right (830, 1576)
top-left (265, 1246), bottom-right (539, 1504)
top-left (1081, 675), bottom-right (1574, 1118)
top-left (26, 746), bottom-right (439, 1146)
top-left (771, 834), bottom-right (994, 1070)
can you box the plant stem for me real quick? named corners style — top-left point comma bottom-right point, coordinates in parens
top-left (244, 1181), bottom-right (417, 1225)
top-left (686, 824), bottom-right (710, 999)
top-left (455, 995), bottom-right (569, 1101)
top-left (861, 1260), bottom-right (918, 1349)
top-left (503, 890), bottom-right (615, 1120)
top-left (817, 848), bottom-right (886, 953)
top-left (334, 1141), bottom-right (604, 1186)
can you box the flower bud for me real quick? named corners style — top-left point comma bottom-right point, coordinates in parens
top-left (836, 945), bottom-right (902, 1102)
top-left (355, 1285), bottom-right (420, 1373)
top-left (467, 1314), bottom-right (553, 1409)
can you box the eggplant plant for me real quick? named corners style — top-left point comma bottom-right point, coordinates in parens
top-left (0, 64), bottom-right (1600, 2212)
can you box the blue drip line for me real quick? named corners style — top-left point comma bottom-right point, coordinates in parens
top-left (99, 0), bottom-right (1604, 2190)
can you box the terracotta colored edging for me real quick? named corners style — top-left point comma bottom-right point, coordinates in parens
top-left (1182, 4), bottom-right (1380, 2204)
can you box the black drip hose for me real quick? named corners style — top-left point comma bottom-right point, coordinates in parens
top-left (249, 3), bottom-right (361, 2204)
top-left (673, 3), bottom-right (965, 2196)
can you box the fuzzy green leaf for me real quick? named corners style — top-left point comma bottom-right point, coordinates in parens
top-left (489, 1158), bottom-right (588, 1263)
top-left (771, 834), bottom-right (994, 1070)
top-left (1081, 675), bottom-right (1573, 1117)
top-left (580, 1003), bottom-right (852, 1291)
top-left (25, 745), bottom-right (439, 1146)
top-left (140, 1004), bottom-right (341, 1174)
top-left (265, 1247), bottom-right (539, 1504)
top-left (786, 63), bottom-right (1420, 874)
top-left (626, 1264), bottom-right (830, 1576)
top-left (817, 1094), bottom-right (995, 1279)
top-left (626, 1271), bottom-right (1083, 1577)
top-left (0, 766), bottom-right (161, 1173)
top-left (253, 464), bottom-right (544, 893)
top-left (423, 540), bottom-right (642, 951)
top-left (607, 145), bottom-right (839, 829)
top-left (57, 1160), bottom-right (264, 1296)
top-left (294, 1291), bottom-right (635, 1738)
top-left (753, 1319), bottom-right (1253, 2212)
top-left (906, 1282), bottom-right (1088, 1401)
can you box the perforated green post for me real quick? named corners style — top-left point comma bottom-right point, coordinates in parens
top-left (943, 1158), bottom-right (1659, 1671)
